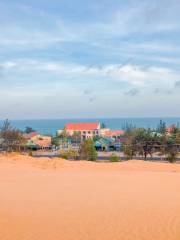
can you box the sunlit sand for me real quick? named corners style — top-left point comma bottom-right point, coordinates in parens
top-left (0, 154), bottom-right (180, 240)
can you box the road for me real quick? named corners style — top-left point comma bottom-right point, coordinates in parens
top-left (33, 151), bottom-right (180, 161)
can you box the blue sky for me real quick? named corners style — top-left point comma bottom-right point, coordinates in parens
top-left (0, 0), bottom-right (180, 119)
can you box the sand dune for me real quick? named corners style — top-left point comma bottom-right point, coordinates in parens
top-left (0, 153), bottom-right (180, 240)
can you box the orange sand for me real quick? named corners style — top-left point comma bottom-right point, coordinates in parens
top-left (0, 153), bottom-right (180, 240)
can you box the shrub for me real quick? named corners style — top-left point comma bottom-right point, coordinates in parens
top-left (29, 151), bottom-right (33, 157)
top-left (166, 152), bottom-right (177, 163)
top-left (79, 139), bottom-right (97, 161)
top-left (59, 149), bottom-right (79, 160)
top-left (109, 154), bottom-right (120, 162)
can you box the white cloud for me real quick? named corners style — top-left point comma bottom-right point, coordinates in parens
top-left (1, 59), bottom-right (179, 91)
top-left (0, 1), bottom-right (179, 118)
top-left (101, 64), bottom-right (179, 89)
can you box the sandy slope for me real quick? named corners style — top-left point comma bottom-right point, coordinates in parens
top-left (0, 154), bottom-right (180, 240)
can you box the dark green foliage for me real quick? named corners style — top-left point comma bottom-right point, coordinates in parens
top-left (101, 123), bottom-right (106, 129)
top-left (122, 121), bottom-right (180, 162)
top-left (25, 126), bottom-right (36, 134)
top-left (109, 154), bottom-right (120, 162)
top-left (166, 152), bottom-right (178, 163)
top-left (157, 120), bottom-right (166, 134)
top-left (52, 136), bottom-right (60, 147)
top-left (79, 139), bottom-right (97, 161)
top-left (122, 128), bottom-right (161, 160)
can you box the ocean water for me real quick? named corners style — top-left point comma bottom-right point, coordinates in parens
top-left (0, 118), bottom-right (180, 136)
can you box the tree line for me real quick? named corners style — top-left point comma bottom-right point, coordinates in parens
top-left (0, 119), bottom-right (179, 162)
top-left (122, 120), bottom-right (180, 162)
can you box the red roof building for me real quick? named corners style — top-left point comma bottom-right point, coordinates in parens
top-left (101, 129), bottom-right (125, 138)
top-left (23, 132), bottom-right (39, 140)
top-left (65, 122), bottom-right (101, 140)
top-left (66, 122), bottom-right (100, 131)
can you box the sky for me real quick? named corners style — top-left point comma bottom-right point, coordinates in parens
top-left (0, 0), bottom-right (180, 119)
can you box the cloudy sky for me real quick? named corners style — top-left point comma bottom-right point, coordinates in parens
top-left (0, 0), bottom-right (180, 119)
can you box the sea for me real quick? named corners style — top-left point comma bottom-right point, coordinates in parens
top-left (0, 118), bottom-right (180, 136)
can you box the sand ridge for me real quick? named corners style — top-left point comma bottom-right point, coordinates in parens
top-left (0, 153), bottom-right (180, 172)
top-left (0, 153), bottom-right (180, 240)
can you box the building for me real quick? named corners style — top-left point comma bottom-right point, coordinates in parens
top-left (24, 132), bottom-right (52, 150)
top-left (101, 129), bottom-right (125, 139)
top-left (95, 137), bottom-right (114, 151)
top-left (62, 122), bottom-right (101, 140)
top-left (166, 125), bottom-right (176, 135)
top-left (32, 136), bottom-right (52, 149)
top-left (95, 137), bottom-right (122, 151)
top-left (23, 132), bottom-right (39, 140)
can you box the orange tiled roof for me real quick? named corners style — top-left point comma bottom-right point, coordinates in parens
top-left (33, 136), bottom-right (52, 148)
top-left (66, 122), bottom-right (100, 131)
top-left (103, 130), bottom-right (125, 137)
top-left (24, 132), bottom-right (38, 140)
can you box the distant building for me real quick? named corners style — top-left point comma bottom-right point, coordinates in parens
top-left (24, 132), bottom-right (39, 140)
top-left (59, 122), bottom-right (101, 140)
top-left (166, 125), bottom-right (176, 135)
top-left (100, 128), bottom-right (111, 136)
top-left (24, 132), bottom-right (52, 149)
top-left (100, 129), bottom-right (125, 139)
top-left (95, 137), bottom-right (122, 151)
top-left (33, 136), bottom-right (52, 149)
top-left (95, 137), bottom-right (114, 151)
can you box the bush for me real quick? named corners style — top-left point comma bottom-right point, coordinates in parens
top-left (79, 139), bottom-right (97, 161)
top-left (109, 154), bottom-right (120, 162)
top-left (166, 153), bottom-right (177, 163)
top-left (122, 144), bottom-right (134, 160)
top-left (59, 149), bottom-right (79, 160)
top-left (59, 151), bottom-right (68, 159)
top-left (28, 151), bottom-right (33, 157)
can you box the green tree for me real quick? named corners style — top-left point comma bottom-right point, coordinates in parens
top-left (101, 122), bottom-right (106, 129)
top-left (58, 129), bottom-right (69, 139)
top-left (164, 131), bottom-right (179, 163)
top-left (122, 128), bottom-right (159, 160)
top-left (52, 136), bottom-right (60, 147)
top-left (165, 142), bottom-right (178, 163)
top-left (157, 120), bottom-right (166, 135)
top-left (25, 126), bottom-right (36, 134)
top-left (174, 128), bottom-right (180, 144)
top-left (79, 139), bottom-right (97, 161)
